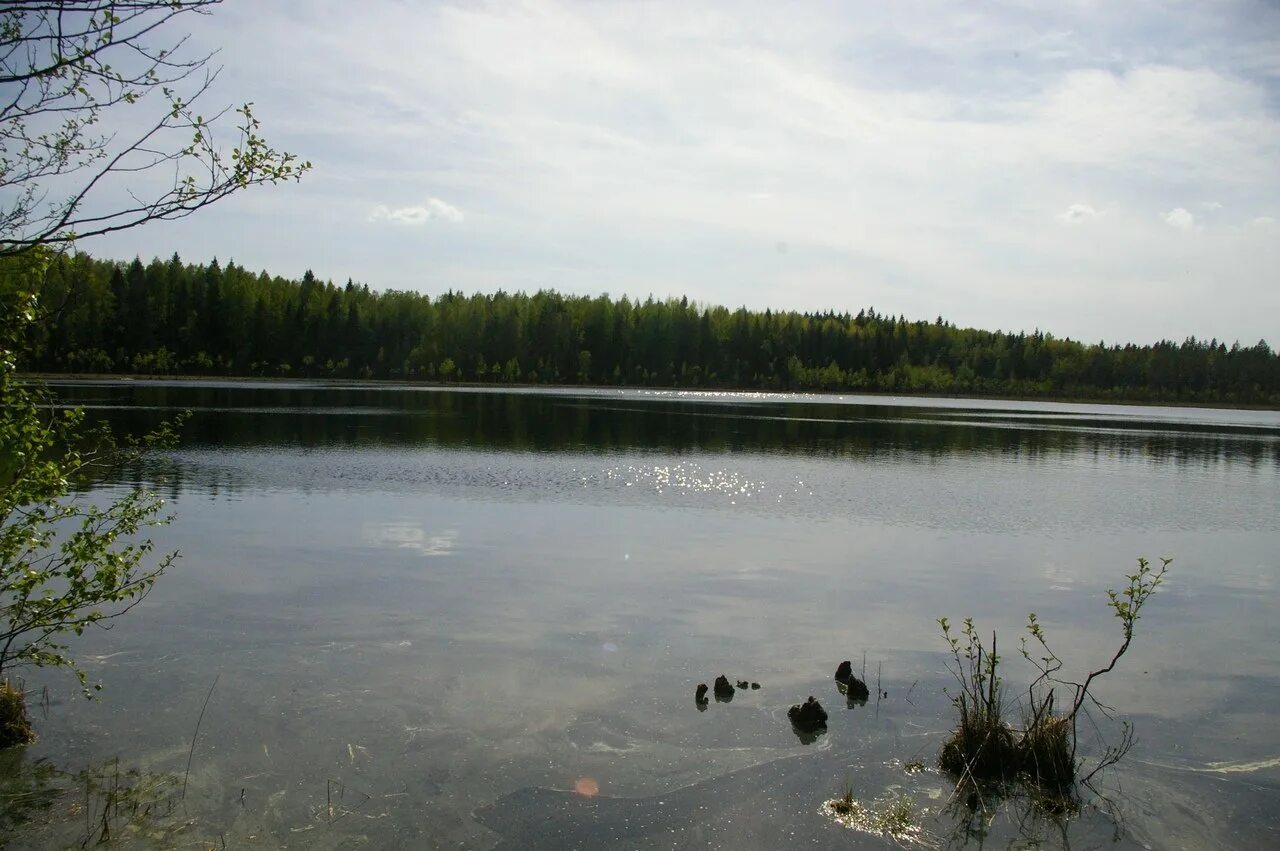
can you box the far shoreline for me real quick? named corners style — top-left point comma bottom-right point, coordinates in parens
top-left (25, 372), bottom-right (1280, 414)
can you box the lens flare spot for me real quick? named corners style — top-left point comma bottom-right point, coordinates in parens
top-left (574, 777), bottom-right (600, 797)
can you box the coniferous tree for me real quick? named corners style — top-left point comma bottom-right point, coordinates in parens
top-left (5, 250), bottom-right (1276, 405)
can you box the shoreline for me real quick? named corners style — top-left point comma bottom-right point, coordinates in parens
top-left (24, 371), bottom-right (1280, 413)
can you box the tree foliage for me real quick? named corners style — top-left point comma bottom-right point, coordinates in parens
top-left (0, 1), bottom-right (309, 256)
top-left (1, 254), bottom-right (182, 693)
top-left (13, 250), bottom-right (1280, 405)
top-left (0, 2), bottom-right (304, 707)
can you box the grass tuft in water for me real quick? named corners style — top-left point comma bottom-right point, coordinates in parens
top-left (0, 680), bottom-right (35, 748)
top-left (936, 618), bottom-right (1019, 781)
top-left (1016, 708), bottom-right (1074, 791)
top-left (825, 783), bottom-right (927, 845)
top-left (938, 558), bottom-right (1169, 796)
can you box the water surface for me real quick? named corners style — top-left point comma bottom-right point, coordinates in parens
top-left (7, 381), bottom-right (1280, 848)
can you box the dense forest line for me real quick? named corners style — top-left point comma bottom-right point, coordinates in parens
top-left (9, 251), bottom-right (1279, 405)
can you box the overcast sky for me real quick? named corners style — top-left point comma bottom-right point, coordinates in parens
top-left (86, 0), bottom-right (1280, 345)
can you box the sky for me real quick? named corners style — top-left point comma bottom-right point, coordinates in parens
top-left (83, 0), bottom-right (1280, 346)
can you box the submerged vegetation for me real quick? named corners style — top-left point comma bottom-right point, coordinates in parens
top-left (937, 558), bottom-right (1170, 804)
top-left (10, 250), bottom-right (1279, 405)
top-left (0, 753), bottom-right (185, 847)
top-left (825, 782), bottom-right (929, 846)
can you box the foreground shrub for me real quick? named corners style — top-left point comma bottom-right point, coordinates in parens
top-left (938, 558), bottom-right (1170, 797)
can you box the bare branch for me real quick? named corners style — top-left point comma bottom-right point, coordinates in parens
top-left (0, 0), bottom-right (308, 257)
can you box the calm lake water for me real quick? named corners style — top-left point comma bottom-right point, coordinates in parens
top-left (6, 381), bottom-right (1280, 849)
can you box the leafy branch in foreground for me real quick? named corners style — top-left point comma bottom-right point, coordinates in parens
top-left (2, 260), bottom-right (184, 746)
top-left (938, 558), bottom-right (1171, 803)
top-left (0, 1), bottom-right (310, 257)
top-left (1021, 557), bottom-right (1170, 784)
top-left (0, 2), bottom-right (301, 749)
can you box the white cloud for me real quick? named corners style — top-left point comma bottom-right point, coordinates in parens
top-left (368, 198), bottom-right (464, 225)
top-left (82, 0), bottom-right (1280, 345)
top-left (1056, 203), bottom-right (1101, 224)
top-left (1163, 208), bottom-right (1196, 230)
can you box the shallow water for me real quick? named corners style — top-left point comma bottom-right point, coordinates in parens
top-left (6, 381), bottom-right (1280, 848)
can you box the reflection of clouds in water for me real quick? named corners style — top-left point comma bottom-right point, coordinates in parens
top-left (1214, 567), bottom-right (1276, 593)
top-left (1041, 561), bottom-right (1078, 591)
top-left (584, 461), bottom-right (812, 506)
top-left (362, 521), bottom-right (457, 556)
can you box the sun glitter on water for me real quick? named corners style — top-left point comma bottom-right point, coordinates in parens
top-left (586, 461), bottom-right (809, 505)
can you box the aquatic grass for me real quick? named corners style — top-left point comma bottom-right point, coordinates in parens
top-left (829, 780), bottom-right (856, 816)
top-left (937, 619), bottom-right (1018, 782)
top-left (182, 673), bottom-right (220, 801)
top-left (824, 783), bottom-right (930, 846)
top-left (937, 711), bottom-right (1018, 781)
top-left (1, 755), bottom-right (184, 847)
top-left (81, 758), bottom-right (181, 845)
top-left (1016, 698), bottom-right (1073, 792)
top-left (937, 558), bottom-right (1170, 803)
top-left (0, 679), bottom-right (36, 748)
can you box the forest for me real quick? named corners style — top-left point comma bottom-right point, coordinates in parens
top-left (11, 250), bottom-right (1279, 405)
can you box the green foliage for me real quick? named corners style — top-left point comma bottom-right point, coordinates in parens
top-left (939, 559), bottom-right (1170, 797)
top-left (0, 2), bottom-right (310, 256)
top-left (9, 251), bottom-right (1280, 404)
top-left (1022, 557), bottom-right (1170, 779)
top-left (0, 2), bottom-right (295, 741)
top-left (0, 680), bottom-right (35, 748)
top-left (937, 618), bottom-right (1018, 780)
top-left (1, 254), bottom-right (183, 695)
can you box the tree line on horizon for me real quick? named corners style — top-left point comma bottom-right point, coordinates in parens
top-left (12, 251), bottom-right (1279, 405)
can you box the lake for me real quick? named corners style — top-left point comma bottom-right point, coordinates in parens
top-left (5, 380), bottom-right (1280, 849)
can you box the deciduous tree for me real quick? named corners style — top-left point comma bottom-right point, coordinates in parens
top-left (0, 1), bottom-right (306, 743)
